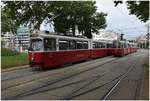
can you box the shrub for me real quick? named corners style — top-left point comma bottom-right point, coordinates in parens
top-left (1, 48), bottom-right (20, 56)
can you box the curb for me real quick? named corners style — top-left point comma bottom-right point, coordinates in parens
top-left (1, 65), bottom-right (29, 72)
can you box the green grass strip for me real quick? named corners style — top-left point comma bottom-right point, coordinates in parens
top-left (1, 53), bottom-right (29, 69)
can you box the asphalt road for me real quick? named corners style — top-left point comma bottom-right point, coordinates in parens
top-left (1, 49), bottom-right (148, 100)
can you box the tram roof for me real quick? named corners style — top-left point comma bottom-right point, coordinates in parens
top-left (31, 31), bottom-right (113, 43)
top-left (36, 31), bottom-right (91, 41)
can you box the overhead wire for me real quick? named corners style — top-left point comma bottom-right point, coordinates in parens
top-left (114, 5), bottom-right (147, 34)
top-left (98, 1), bottom-right (147, 38)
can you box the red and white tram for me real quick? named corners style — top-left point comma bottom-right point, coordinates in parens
top-left (28, 31), bottom-right (109, 69)
top-left (28, 31), bottom-right (138, 69)
top-left (113, 41), bottom-right (138, 57)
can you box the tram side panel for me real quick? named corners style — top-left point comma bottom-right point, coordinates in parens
top-left (107, 48), bottom-right (115, 56)
top-left (74, 50), bottom-right (91, 62)
top-left (29, 50), bottom-right (92, 69)
top-left (124, 48), bottom-right (128, 55)
top-left (113, 48), bottom-right (125, 57)
top-left (129, 48), bottom-right (133, 53)
top-left (51, 50), bottom-right (90, 66)
top-left (53, 51), bottom-right (75, 65)
top-left (134, 48), bottom-right (138, 52)
top-left (90, 48), bottom-right (108, 58)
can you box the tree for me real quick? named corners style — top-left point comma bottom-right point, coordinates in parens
top-left (2, 1), bottom-right (107, 38)
top-left (1, 9), bottom-right (18, 34)
top-left (2, 1), bottom-right (54, 32)
top-left (53, 1), bottom-right (107, 38)
top-left (114, 1), bottom-right (149, 22)
top-left (126, 1), bottom-right (149, 22)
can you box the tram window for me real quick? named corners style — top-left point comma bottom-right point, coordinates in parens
top-left (107, 43), bottom-right (112, 48)
top-left (92, 43), bottom-right (96, 48)
top-left (69, 40), bottom-right (76, 50)
top-left (100, 42), bottom-right (105, 48)
top-left (122, 43), bottom-right (124, 48)
top-left (118, 43), bottom-right (121, 48)
top-left (118, 43), bottom-right (124, 48)
top-left (95, 43), bottom-right (98, 48)
top-left (107, 43), bottom-right (109, 48)
top-left (110, 44), bottom-right (113, 48)
top-left (127, 44), bottom-right (129, 48)
top-left (59, 40), bottom-right (69, 50)
top-left (76, 41), bottom-right (83, 49)
top-left (82, 41), bottom-right (88, 49)
top-left (44, 38), bottom-right (56, 51)
top-left (93, 42), bottom-right (101, 48)
top-left (97, 42), bottom-right (101, 48)
top-left (29, 38), bottom-right (43, 51)
top-left (112, 43), bottom-right (116, 48)
top-left (129, 44), bottom-right (131, 48)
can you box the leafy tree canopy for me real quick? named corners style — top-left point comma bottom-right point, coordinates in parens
top-left (1, 9), bottom-right (18, 34)
top-left (114, 1), bottom-right (149, 22)
top-left (2, 1), bottom-right (107, 39)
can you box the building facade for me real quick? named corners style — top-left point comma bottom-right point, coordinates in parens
top-left (15, 25), bottom-right (30, 52)
top-left (1, 32), bottom-right (16, 50)
top-left (136, 34), bottom-right (148, 48)
top-left (1, 25), bottom-right (30, 52)
top-left (92, 30), bottom-right (121, 42)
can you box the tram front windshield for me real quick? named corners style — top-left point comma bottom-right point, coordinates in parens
top-left (29, 38), bottom-right (43, 51)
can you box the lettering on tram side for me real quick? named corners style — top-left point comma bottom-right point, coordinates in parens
top-left (48, 53), bottom-right (53, 58)
top-left (76, 54), bottom-right (84, 57)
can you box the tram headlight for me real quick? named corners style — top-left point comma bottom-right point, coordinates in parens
top-left (31, 57), bottom-right (34, 61)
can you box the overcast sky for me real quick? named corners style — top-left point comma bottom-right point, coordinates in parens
top-left (96, 0), bottom-right (147, 40)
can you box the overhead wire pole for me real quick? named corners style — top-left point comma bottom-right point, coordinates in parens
top-left (106, 23), bottom-right (124, 42)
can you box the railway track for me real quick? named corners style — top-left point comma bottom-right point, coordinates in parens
top-left (101, 58), bottom-right (139, 100)
top-left (2, 69), bottom-right (41, 81)
top-left (2, 56), bottom-right (113, 82)
top-left (3, 57), bottom-right (120, 100)
top-left (101, 53), bottom-right (147, 100)
top-left (16, 56), bottom-right (134, 99)
top-left (2, 51), bottom-right (136, 82)
top-left (17, 53), bottom-right (143, 100)
top-left (63, 55), bottom-right (141, 100)
top-left (16, 64), bottom-right (129, 100)
top-left (2, 56), bottom-right (115, 90)
top-left (2, 52), bottom-right (143, 100)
